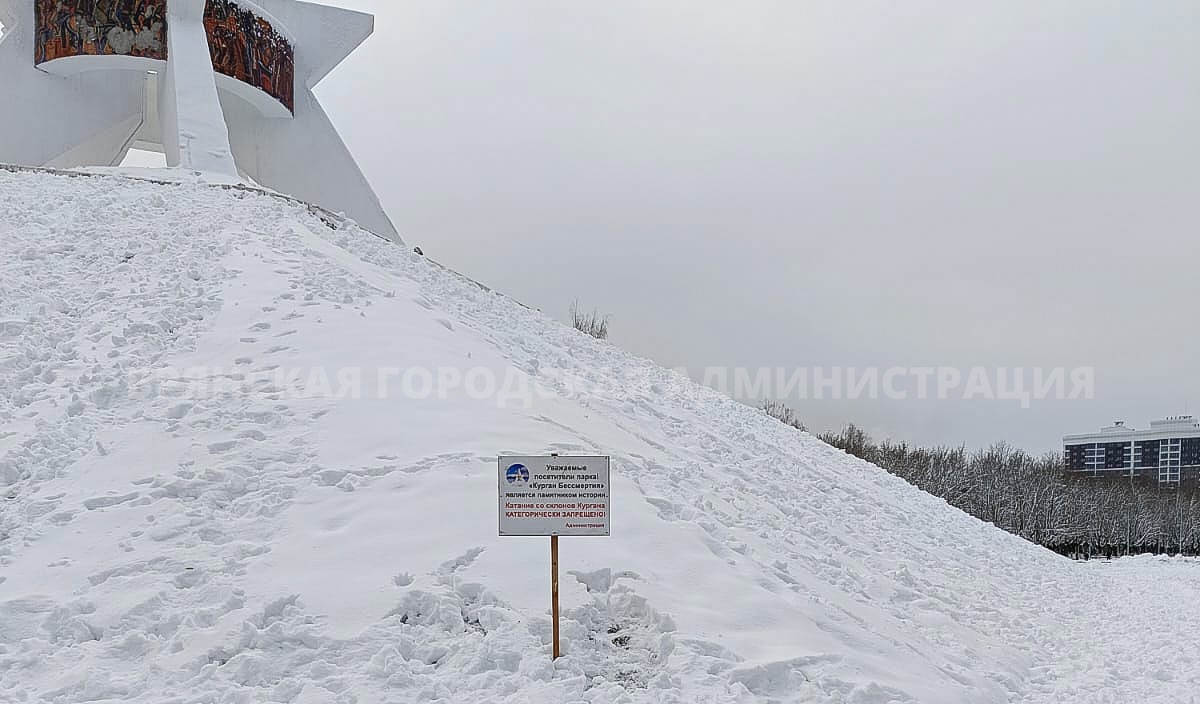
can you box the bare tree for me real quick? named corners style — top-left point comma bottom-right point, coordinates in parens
top-left (787, 421), bottom-right (1200, 559)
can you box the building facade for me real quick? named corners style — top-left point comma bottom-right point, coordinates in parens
top-left (1064, 416), bottom-right (1200, 485)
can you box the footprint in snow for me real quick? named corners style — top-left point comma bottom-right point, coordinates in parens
top-left (441, 547), bottom-right (486, 574)
top-left (83, 492), bottom-right (140, 510)
top-left (165, 403), bottom-right (193, 419)
top-left (49, 511), bottom-right (76, 525)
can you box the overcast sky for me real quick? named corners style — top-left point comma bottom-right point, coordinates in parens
top-left (15, 2), bottom-right (1199, 450)
top-left (320, 0), bottom-right (1200, 452)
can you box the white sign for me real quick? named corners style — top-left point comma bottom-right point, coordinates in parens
top-left (498, 456), bottom-right (611, 536)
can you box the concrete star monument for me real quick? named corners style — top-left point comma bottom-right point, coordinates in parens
top-left (0, 0), bottom-right (398, 240)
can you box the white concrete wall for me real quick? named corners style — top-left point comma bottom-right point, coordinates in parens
top-left (247, 0), bottom-right (399, 240)
top-left (0, 2), bottom-right (145, 168)
top-left (0, 0), bottom-right (399, 242)
top-left (219, 85), bottom-right (399, 239)
top-left (45, 113), bottom-right (144, 168)
top-left (161, 0), bottom-right (237, 176)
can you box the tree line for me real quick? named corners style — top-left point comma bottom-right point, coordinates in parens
top-left (762, 402), bottom-right (1200, 558)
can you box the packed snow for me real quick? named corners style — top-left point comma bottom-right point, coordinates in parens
top-left (1, 166), bottom-right (1199, 703)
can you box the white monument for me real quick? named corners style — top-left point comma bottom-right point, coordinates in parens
top-left (0, 0), bottom-right (399, 241)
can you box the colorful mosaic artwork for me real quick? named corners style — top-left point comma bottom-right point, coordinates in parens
top-left (35, 0), bottom-right (168, 63)
top-left (204, 0), bottom-right (295, 113)
top-left (33, 0), bottom-right (295, 114)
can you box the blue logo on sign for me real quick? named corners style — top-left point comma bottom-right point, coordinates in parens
top-left (506, 464), bottom-right (530, 484)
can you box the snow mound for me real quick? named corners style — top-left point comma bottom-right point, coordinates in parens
top-left (2, 167), bottom-right (1199, 703)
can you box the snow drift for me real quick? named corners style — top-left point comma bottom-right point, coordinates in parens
top-left (2, 167), bottom-right (1199, 703)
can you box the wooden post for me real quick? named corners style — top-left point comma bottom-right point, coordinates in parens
top-left (548, 454), bottom-right (562, 660)
top-left (551, 534), bottom-right (561, 659)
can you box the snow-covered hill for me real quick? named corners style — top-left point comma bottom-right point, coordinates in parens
top-left (2, 167), bottom-right (1199, 703)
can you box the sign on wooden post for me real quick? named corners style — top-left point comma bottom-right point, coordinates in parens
top-left (498, 455), bottom-right (611, 659)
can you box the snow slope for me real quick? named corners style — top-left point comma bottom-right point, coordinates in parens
top-left (1, 167), bottom-right (1199, 703)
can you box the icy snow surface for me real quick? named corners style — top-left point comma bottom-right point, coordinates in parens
top-left (1, 167), bottom-right (1199, 703)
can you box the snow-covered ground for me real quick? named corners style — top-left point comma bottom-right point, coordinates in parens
top-left (1, 167), bottom-right (1198, 703)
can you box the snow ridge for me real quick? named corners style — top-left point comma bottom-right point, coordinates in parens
top-left (2, 168), bottom-right (1199, 703)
